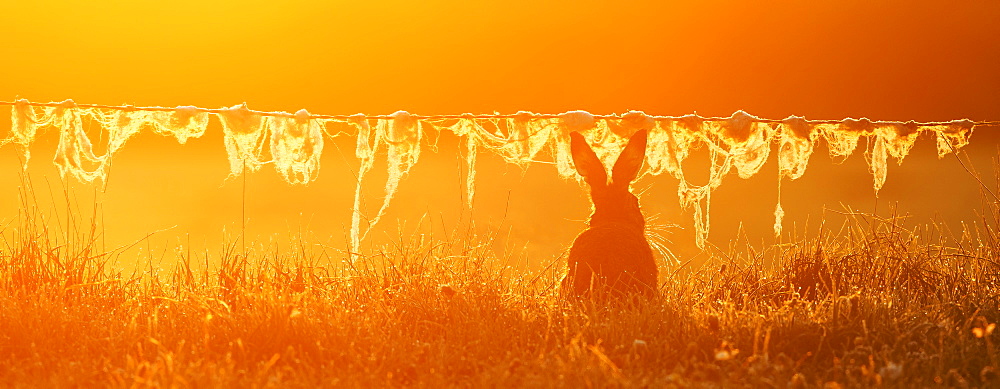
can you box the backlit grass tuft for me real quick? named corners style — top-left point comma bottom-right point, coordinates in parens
top-left (1, 205), bottom-right (999, 387)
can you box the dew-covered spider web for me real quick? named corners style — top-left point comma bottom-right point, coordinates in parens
top-left (2, 99), bottom-right (993, 252)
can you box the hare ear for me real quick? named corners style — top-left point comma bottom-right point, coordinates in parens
top-left (611, 129), bottom-right (648, 186)
top-left (570, 131), bottom-right (608, 188)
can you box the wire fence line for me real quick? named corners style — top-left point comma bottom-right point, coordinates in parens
top-left (2, 99), bottom-right (998, 126)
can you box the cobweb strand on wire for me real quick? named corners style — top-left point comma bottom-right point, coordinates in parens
top-left (2, 99), bottom-right (990, 254)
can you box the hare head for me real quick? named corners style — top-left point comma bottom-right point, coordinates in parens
top-left (563, 129), bottom-right (657, 297)
top-left (570, 129), bottom-right (648, 231)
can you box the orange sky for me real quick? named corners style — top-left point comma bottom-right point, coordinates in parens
top-left (1, 1), bottom-right (998, 266)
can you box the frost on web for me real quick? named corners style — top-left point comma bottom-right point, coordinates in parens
top-left (380, 111), bottom-right (422, 224)
top-left (643, 111), bottom-right (776, 248)
top-left (436, 115), bottom-right (491, 209)
top-left (819, 118), bottom-right (926, 195)
top-left (10, 99), bottom-right (58, 168)
top-left (349, 114), bottom-right (373, 255)
top-left (708, 111), bottom-right (774, 180)
top-left (609, 111), bottom-right (656, 140)
top-left (61, 106), bottom-right (149, 182)
top-left (6, 99), bottom-right (989, 253)
top-left (349, 111), bottom-right (424, 253)
top-left (428, 116), bottom-right (475, 208)
top-left (10, 100), bottom-right (209, 182)
top-left (464, 126), bottom-right (479, 209)
top-left (646, 115), bottom-right (697, 178)
top-left (51, 102), bottom-right (106, 182)
top-left (141, 106), bottom-right (210, 144)
top-left (777, 116), bottom-right (817, 182)
top-left (648, 112), bottom-right (951, 245)
top-left (867, 121), bottom-right (920, 193)
top-left (268, 109), bottom-right (325, 185)
top-left (774, 116), bottom-right (818, 236)
top-left (928, 119), bottom-right (975, 158)
top-left (217, 103), bottom-right (268, 178)
top-left (496, 112), bottom-right (551, 167)
top-left (646, 115), bottom-right (714, 247)
top-left (53, 104), bottom-right (200, 183)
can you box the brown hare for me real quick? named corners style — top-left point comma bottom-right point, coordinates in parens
top-left (562, 129), bottom-right (658, 297)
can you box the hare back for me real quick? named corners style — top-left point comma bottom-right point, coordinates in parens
top-left (565, 225), bottom-right (658, 295)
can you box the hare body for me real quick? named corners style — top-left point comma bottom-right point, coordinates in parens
top-left (565, 222), bottom-right (657, 296)
top-left (562, 129), bottom-right (658, 296)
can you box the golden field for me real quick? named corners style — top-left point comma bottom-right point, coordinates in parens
top-left (2, 182), bottom-right (999, 388)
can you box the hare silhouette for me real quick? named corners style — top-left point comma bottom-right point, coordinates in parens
top-left (562, 129), bottom-right (658, 297)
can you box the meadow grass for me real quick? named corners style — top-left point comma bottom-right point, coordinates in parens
top-left (2, 199), bottom-right (1000, 388)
